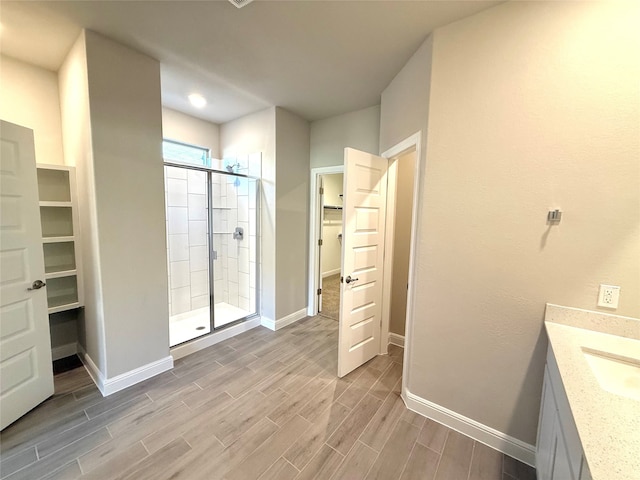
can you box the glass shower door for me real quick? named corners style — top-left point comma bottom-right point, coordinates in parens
top-left (166, 166), bottom-right (212, 346)
top-left (211, 172), bottom-right (258, 328)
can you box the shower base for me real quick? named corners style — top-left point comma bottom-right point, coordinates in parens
top-left (169, 302), bottom-right (251, 347)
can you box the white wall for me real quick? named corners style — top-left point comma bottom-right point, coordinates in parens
top-left (379, 38), bottom-right (433, 155)
top-left (274, 107), bottom-right (310, 319)
top-left (221, 107), bottom-right (276, 320)
top-left (0, 55), bottom-right (65, 166)
top-left (382, 1), bottom-right (640, 446)
top-left (85, 31), bottom-right (169, 378)
top-left (58, 32), bottom-right (105, 370)
top-left (60, 30), bottom-right (169, 380)
top-left (310, 105), bottom-right (380, 168)
top-left (221, 107), bottom-right (310, 322)
top-left (162, 107), bottom-right (220, 159)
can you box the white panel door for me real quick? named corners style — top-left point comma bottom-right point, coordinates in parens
top-left (338, 148), bottom-right (388, 377)
top-left (0, 120), bottom-right (53, 430)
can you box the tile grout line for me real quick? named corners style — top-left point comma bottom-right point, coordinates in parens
top-left (397, 436), bottom-right (419, 480)
top-left (466, 441), bottom-right (477, 480)
top-left (283, 456), bottom-right (301, 473)
top-left (430, 428), bottom-right (450, 480)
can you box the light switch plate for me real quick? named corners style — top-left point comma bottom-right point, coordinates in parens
top-left (597, 284), bottom-right (620, 309)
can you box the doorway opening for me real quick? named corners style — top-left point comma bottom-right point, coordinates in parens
top-left (308, 165), bottom-right (344, 319)
top-left (307, 132), bottom-right (421, 383)
top-left (318, 172), bottom-right (343, 321)
top-left (385, 149), bottom-right (417, 350)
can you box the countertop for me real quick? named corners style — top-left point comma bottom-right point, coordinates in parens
top-left (544, 304), bottom-right (640, 480)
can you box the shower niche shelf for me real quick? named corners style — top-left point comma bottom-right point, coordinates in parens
top-left (37, 164), bottom-right (84, 314)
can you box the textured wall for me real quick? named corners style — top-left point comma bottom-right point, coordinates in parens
top-left (0, 55), bottom-right (65, 166)
top-left (310, 105), bottom-right (380, 168)
top-left (84, 30), bottom-right (169, 378)
top-left (162, 107), bottom-right (221, 159)
top-left (386, 1), bottom-right (640, 446)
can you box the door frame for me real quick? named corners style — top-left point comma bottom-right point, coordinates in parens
top-left (380, 132), bottom-right (422, 396)
top-left (307, 165), bottom-right (344, 316)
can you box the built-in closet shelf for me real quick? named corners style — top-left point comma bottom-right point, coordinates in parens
top-left (324, 205), bottom-right (343, 210)
top-left (37, 163), bottom-right (84, 314)
top-left (211, 207), bottom-right (233, 210)
top-left (48, 301), bottom-right (81, 315)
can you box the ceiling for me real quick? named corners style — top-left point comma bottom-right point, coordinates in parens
top-left (0, 0), bottom-right (502, 124)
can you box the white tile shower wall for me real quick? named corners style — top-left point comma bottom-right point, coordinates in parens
top-left (167, 178), bottom-right (188, 207)
top-left (165, 166), bottom-right (210, 317)
top-left (167, 207), bottom-right (188, 234)
top-left (189, 220), bottom-right (207, 246)
top-left (190, 270), bottom-right (209, 297)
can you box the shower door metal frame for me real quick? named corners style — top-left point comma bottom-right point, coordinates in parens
top-left (164, 160), bottom-right (260, 338)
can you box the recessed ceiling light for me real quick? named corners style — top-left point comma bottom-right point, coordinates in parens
top-left (188, 93), bottom-right (207, 109)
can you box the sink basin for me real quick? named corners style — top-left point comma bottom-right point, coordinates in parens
top-left (582, 347), bottom-right (640, 401)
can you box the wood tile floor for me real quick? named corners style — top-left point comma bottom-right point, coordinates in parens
top-left (0, 316), bottom-right (536, 480)
top-left (318, 274), bottom-right (340, 321)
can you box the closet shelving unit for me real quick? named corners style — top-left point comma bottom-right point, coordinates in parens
top-left (36, 164), bottom-right (84, 314)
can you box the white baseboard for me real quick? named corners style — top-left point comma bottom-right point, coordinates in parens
top-left (77, 345), bottom-right (174, 397)
top-left (261, 308), bottom-right (308, 331)
top-left (260, 317), bottom-right (276, 330)
top-left (322, 268), bottom-right (341, 278)
top-left (388, 333), bottom-right (405, 347)
top-left (171, 317), bottom-right (261, 361)
top-left (51, 342), bottom-right (78, 361)
top-left (102, 356), bottom-right (173, 396)
top-left (403, 389), bottom-right (536, 467)
top-left (77, 345), bottom-right (105, 394)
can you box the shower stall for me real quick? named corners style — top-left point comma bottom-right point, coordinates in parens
top-left (164, 146), bottom-right (260, 347)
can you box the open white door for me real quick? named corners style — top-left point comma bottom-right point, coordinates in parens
top-left (0, 121), bottom-right (54, 430)
top-left (338, 148), bottom-right (388, 377)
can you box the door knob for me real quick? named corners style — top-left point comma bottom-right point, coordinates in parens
top-left (345, 275), bottom-right (359, 284)
top-left (27, 280), bottom-right (46, 291)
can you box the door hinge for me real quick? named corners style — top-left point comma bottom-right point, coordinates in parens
top-left (319, 187), bottom-right (324, 195)
top-left (318, 239), bottom-right (323, 246)
top-left (317, 288), bottom-right (322, 295)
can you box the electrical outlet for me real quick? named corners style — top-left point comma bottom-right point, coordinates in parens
top-left (597, 284), bottom-right (620, 309)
